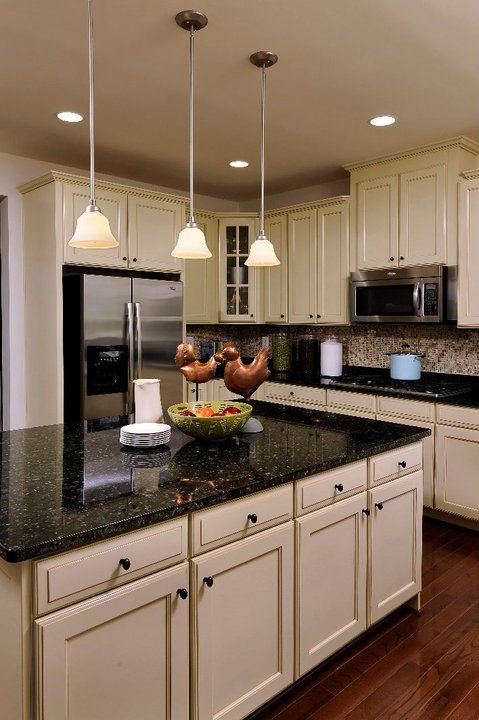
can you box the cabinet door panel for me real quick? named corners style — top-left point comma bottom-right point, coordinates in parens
top-left (264, 215), bottom-right (288, 322)
top-left (399, 165), bottom-right (446, 265)
top-left (435, 424), bottom-right (479, 520)
top-left (35, 564), bottom-right (189, 720)
top-left (317, 204), bottom-right (349, 324)
top-left (296, 493), bottom-right (367, 675)
top-left (369, 473), bottom-right (422, 624)
top-left (288, 210), bottom-right (317, 322)
top-left (63, 184), bottom-right (128, 267)
top-left (184, 214), bottom-right (218, 323)
top-left (458, 179), bottom-right (479, 326)
top-left (192, 523), bottom-right (294, 720)
top-left (219, 218), bottom-right (258, 323)
top-left (128, 196), bottom-right (184, 272)
top-left (357, 175), bottom-right (398, 269)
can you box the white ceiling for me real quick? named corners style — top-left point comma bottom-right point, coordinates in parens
top-left (2, 0), bottom-right (479, 200)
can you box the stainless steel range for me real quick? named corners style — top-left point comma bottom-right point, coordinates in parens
top-left (326, 374), bottom-right (470, 400)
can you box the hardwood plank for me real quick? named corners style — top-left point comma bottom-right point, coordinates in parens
top-left (413, 663), bottom-right (479, 720)
top-left (446, 679), bottom-right (479, 720)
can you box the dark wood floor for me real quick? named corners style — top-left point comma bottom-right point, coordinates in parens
top-left (249, 517), bottom-right (479, 720)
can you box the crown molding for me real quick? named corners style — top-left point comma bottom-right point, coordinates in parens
top-left (343, 136), bottom-right (479, 173)
top-left (460, 168), bottom-right (479, 181)
top-left (264, 195), bottom-right (349, 218)
top-left (17, 171), bottom-right (188, 206)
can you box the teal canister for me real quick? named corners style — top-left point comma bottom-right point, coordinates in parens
top-left (271, 334), bottom-right (292, 373)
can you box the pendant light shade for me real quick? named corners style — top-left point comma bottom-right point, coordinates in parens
top-left (245, 51), bottom-right (280, 267)
top-left (68, 0), bottom-right (118, 250)
top-left (171, 10), bottom-right (211, 260)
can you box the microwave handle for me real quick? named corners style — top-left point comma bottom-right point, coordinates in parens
top-left (413, 283), bottom-right (423, 317)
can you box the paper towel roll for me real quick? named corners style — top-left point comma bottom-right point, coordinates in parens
top-left (321, 340), bottom-right (343, 377)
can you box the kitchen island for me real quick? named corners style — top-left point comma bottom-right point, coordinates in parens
top-left (0, 401), bottom-right (429, 720)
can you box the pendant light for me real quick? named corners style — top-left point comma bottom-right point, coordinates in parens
top-left (245, 51), bottom-right (280, 267)
top-left (69, 0), bottom-right (118, 249)
top-left (172, 10), bottom-right (211, 259)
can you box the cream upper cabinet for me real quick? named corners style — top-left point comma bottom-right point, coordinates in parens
top-left (356, 175), bottom-right (398, 270)
top-left (184, 213), bottom-right (218, 324)
top-left (191, 523), bottom-right (294, 720)
top-left (264, 214), bottom-right (288, 322)
top-left (288, 209), bottom-right (317, 323)
top-left (128, 195), bottom-right (184, 272)
top-left (218, 217), bottom-right (258, 322)
top-left (296, 493), bottom-right (367, 676)
top-left (317, 201), bottom-right (349, 324)
top-left (399, 165), bottom-right (446, 266)
top-left (458, 172), bottom-right (479, 327)
top-left (35, 563), bottom-right (190, 720)
top-left (435, 423), bottom-right (479, 521)
top-left (368, 472), bottom-right (422, 625)
top-left (63, 183), bottom-right (129, 268)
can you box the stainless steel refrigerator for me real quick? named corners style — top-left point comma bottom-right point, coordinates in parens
top-left (63, 272), bottom-right (183, 421)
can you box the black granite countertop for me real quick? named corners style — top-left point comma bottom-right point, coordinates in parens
top-left (265, 366), bottom-right (479, 407)
top-left (0, 401), bottom-right (429, 563)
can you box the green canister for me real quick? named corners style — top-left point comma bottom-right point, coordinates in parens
top-left (271, 334), bottom-right (292, 373)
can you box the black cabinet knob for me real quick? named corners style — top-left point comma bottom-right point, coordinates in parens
top-left (398, 461), bottom-right (407, 468)
top-left (280, 314), bottom-right (285, 318)
top-left (400, 256), bottom-right (404, 261)
top-left (250, 314), bottom-right (254, 318)
top-left (309, 314), bottom-right (314, 318)
top-left (122, 256), bottom-right (127, 261)
top-left (317, 314), bottom-right (321, 319)
top-left (203, 576), bottom-right (214, 588)
top-left (390, 256), bottom-right (395, 261)
top-left (335, 483), bottom-right (344, 492)
top-left (362, 508), bottom-right (371, 517)
top-left (132, 257), bottom-right (137, 262)
top-left (375, 502), bottom-right (384, 510)
top-left (248, 513), bottom-right (258, 524)
top-left (119, 558), bottom-right (131, 571)
top-left (177, 588), bottom-right (188, 600)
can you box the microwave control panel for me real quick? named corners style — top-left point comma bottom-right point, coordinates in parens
top-left (423, 283), bottom-right (439, 316)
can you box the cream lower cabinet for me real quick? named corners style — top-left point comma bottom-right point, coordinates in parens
top-left (191, 523), bottom-right (294, 720)
top-left (435, 424), bottom-right (479, 521)
top-left (296, 493), bottom-right (367, 676)
top-left (368, 472), bottom-right (423, 625)
top-left (35, 563), bottom-right (190, 720)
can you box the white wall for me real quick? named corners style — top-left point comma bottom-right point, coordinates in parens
top-left (0, 150), bottom-right (239, 430)
top-left (239, 177), bottom-right (350, 211)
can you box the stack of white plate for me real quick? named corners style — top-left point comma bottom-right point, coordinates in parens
top-left (120, 423), bottom-right (171, 448)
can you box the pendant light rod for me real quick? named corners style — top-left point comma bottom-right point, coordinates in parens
top-left (176, 10), bottom-right (208, 226)
top-left (250, 51), bottom-right (278, 238)
top-left (88, 0), bottom-right (96, 208)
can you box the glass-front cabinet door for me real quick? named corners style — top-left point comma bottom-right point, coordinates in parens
top-left (219, 217), bottom-right (258, 322)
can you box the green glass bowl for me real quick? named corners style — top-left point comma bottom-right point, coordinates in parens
top-left (167, 401), bottom-right (252, 441)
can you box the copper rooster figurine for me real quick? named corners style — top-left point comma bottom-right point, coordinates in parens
top-left (220, 342), bottom-right (270, 400)
top-left (174, 342), bottom-right (223, 384)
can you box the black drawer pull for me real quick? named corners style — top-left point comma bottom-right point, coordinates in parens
top-left (248, 513), bottom-right (258, 524)
top-left (334, 483), bottom-right (344, 492)
top-left (375, 502), bottom-right (384, 511)
top-left (398, 461), bottom-right (407, 468)
top-left (203, 576), bottom-right (214, 588)
top-left (177, 588), bottom-right (188, 600)
top-left (119, 558), bottom-right (131, 571)
top-left (362, 508), bottom-right (371, 517)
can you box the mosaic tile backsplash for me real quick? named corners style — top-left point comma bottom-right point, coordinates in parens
top-left (187, 324), bottom-right (479, 376)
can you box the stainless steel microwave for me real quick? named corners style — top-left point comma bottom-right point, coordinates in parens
top-left (350, 265), bottom-right (456, 323)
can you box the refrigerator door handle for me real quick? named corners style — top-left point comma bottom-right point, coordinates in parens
top-left (127, 302), bottom-right (135, 414)
top-left (135, 302), bottom-right (143, 379)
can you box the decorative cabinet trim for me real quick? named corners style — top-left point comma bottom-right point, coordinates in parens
top-left (264, 195), bottom-right (349, 219)
top-left (344, 135), bottom-right (479, 172)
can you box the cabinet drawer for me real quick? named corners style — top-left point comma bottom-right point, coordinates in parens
top-left (191, 484), bottom-right (293, 555)
top-left (34, 517), bottom-right (188, 616)
top-left (436, 404), bottom-right (479, 430)
top-left (327, 405), bottom-right (375, 420)
top-left (263, 382), bottom-right (326, 408)
top-left (327, 389), bottom-right (377, 413)
top-left (369, 442), bottom-right (423, 488)
top-left (376, 396), bottom-right (435, 422)
top-left (296, 461), bottom-right (367, 516)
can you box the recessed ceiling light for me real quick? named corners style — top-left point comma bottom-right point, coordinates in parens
top-left (369, 115), bottom-right (396, 127)
top-left (57, 111), bottom-right (83, 123)
top-left (229, 160), bottom-right (249, 168)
